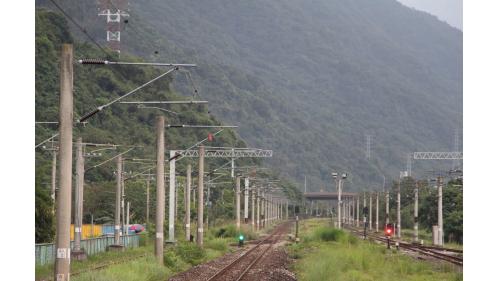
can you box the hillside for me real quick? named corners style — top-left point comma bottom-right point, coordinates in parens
top-left (35, 9), bottom-right (301, 241)
top-left (36, 0), bottom-right (462, 191)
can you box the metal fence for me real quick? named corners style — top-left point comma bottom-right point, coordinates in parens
top-left (35, 234), bottom-right (140, 265)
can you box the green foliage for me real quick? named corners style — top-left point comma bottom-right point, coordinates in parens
top-left (205, 238), bottom-right (228, 252)
top-left (313, 227), bottom-right (346, 242)
top-left (290, 219), bottom-right (462, 281)
top-left (35, 184), bottom-right (55, 243)
top-left (37, 0), bottom-right (462, 191)
top-left (35, 9), bottom-right (297, 238)
top-left (387, 178), bottom-right (463, 244)
top-left (174, 242), bottom-right (206, 265)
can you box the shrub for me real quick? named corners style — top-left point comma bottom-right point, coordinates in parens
top-left (205, 238), bottom-right (228, 252)
top-left (174, 242), bottom-right (206, 265)
top-left (314, 227), bottom-right (345, 242)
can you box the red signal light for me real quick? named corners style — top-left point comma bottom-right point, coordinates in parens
top-left (384, 223), bottom-right (395, 237)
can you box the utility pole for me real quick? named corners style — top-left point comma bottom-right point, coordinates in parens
top-left (264, 195), bottom-right (268, 227)
top-left (256, 188), bottom-right (260, 230)
top-left (114, 155), bottom-right (122, 246)
top-left (72, 137), bottom-right (85, 259)
top-left (356, 196), bottom-right (360, 227)
top-left (385, 190), bottom-right (390, 225)
top-left (235, 176), bottom-right (241, 230)
top-left (146, 170), bottom-right (150, 229)
top-left (126, 201), bottom-right (130, 233)
top-left (206, 179), bottom-right (211, 230)
top-left (121, 168), bottom-right (125, 238)
top-left (244, 177), bottom-right (249, 223)
top-left (363, 192), bottom-right (367, 239)
top-left (51, 151), bottom-right (57, 202)
top-left (337, 179), bottom-right (342, 228)
top-left (197, 145), bottom-right (205, 246)
top-left (397, 178), bottom-right (401, 239)
top-left (168, 150), bottom-right (176, 242)
top-left (375, 192), bottom-right (379, 232)
top-left (369, 192), bottom-right (372, 230)
top-left (185, 164), bottom-right (191, 241)
top-left (251, 186), bottom-right (255, 231)
top-left (437, 176), bottom-right (444, 246)
top-left (54, 43), bottom-right (73, 281)
top-left (286, 200), bottom-right (289, 220)
top-left (155, 116), bottom-right (165, 263)
top-left (414, 181), bottom-right (419, 243)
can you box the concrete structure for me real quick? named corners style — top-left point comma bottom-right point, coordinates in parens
top-left (155, 116), bottom-right (165, 263)
top-left (197, 145), bottom-right (205, 246)
top-left (54, 44), bottom-right (73, 281)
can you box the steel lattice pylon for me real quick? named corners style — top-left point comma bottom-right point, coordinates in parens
top-left (173, 149), bottom-right (273, 158)
top-left (413, 152), bottom-right (463, 160)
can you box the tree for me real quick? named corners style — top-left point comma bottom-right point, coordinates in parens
top-left (35, 184), bottom-right (55, 243)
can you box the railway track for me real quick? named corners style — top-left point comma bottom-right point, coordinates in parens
top-left (206, 222), bottom-right (291, 281)
top-left (346, 227), bottom-right (463, 266)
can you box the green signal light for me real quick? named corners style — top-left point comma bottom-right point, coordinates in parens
top-left (239, 235), bottom-right (244, 240)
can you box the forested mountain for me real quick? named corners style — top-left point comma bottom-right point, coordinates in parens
top-left (36, 0), bottom-right (462, 192)
top-left (35, 9), bottom-right (301, 241)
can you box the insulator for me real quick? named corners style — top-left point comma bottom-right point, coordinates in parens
top-left (78, 59), bottom-right (109, 65)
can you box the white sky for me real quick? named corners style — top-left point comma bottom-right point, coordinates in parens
top-left (397, 0), bottom-right (463, 30)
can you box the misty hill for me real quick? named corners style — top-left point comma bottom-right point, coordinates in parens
top-left (36, 0), bottom-right (462, 191)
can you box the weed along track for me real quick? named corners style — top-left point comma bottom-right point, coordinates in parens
top-left (345, 226), bottom-right (463, 266)
top-left (169, 222), bottom-right (295, 281)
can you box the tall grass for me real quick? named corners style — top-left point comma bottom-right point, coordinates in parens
top-left (289, 219), bottom-right (462, 281)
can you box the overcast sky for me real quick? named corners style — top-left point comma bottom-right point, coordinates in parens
top-left (397, 0), bottom-right (462, 30)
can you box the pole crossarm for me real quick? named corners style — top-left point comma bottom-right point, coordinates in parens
top-left (413, 152), bottom-right (463, 160)
top-left (172, 148), bottom-right (273, 158)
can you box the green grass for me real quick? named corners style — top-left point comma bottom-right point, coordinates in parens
top-left (36, 226), bottom-right (240, 281)
top-left (288, 219), bottom-right (462, 281)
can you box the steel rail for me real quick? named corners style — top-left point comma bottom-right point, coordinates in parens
top-left (346, 227), bottom-right (462, 266)
top-left (206, 223), bottom-right (288, 281)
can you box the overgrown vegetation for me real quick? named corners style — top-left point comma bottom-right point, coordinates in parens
top-left (288, 219), bottom-right (462, 281)
top-left (381, 177), bottom-right (463, 243)
top-left (36, 0), bottom-right (462, 191)
top-left (36, 223), bottom-right (244, 281)
top-left (35, 9), bottom-right (300, 242)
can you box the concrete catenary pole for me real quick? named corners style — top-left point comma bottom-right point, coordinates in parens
top-left (197, 145), bottom-right (205, 246)
top-left (126, 201), bottom-right (130, 232)
top-left (376, 192), bottom-right (379, 232)
top-left (437, 176), bottom-right (444, 246)
top-left (356, 196), bottom-right (360, 227)
top-left (146, 171), bottom-right (150, 229)
top-left (286, 200), bottom-right (289, 220)
top-left (264, 195), bottom-right (268, 227)
top-left (73, 137), bottom-right (84, 252)
top-left (185, 164), bottom-right (191, 241)
top-left (256, 188), bottom-right (261, 230)
top-left (114, 156), bottom-right (122, 245)
top-left (251, 187), bottom-right (255, 231)
top-left (235, 176), bottom-right (241, 230)
top-left (385, 190), bottom-right (390, 225)
top-left (169, 150), bottom-right (176, 242)
top-left (244, 177), bottom-right (249, 223)
top-left (54, 43), bottom-right (73, 281)
top-left (51, 151), bottom-right (57, 202)
top-left (155, 116), bottom-right (165, 263)
top-left (121, 169), bottom-right (125, 236)
top-left (369, 192), bottom-right (373, 230)
top-left (363, 193), bottom-right (367, 228)
top-left (337, 179), bottom-right (342, 228)
top-left (397, 179), bottom-right (402, 239)
top-left (414, 181), bottom-right (419, 243)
